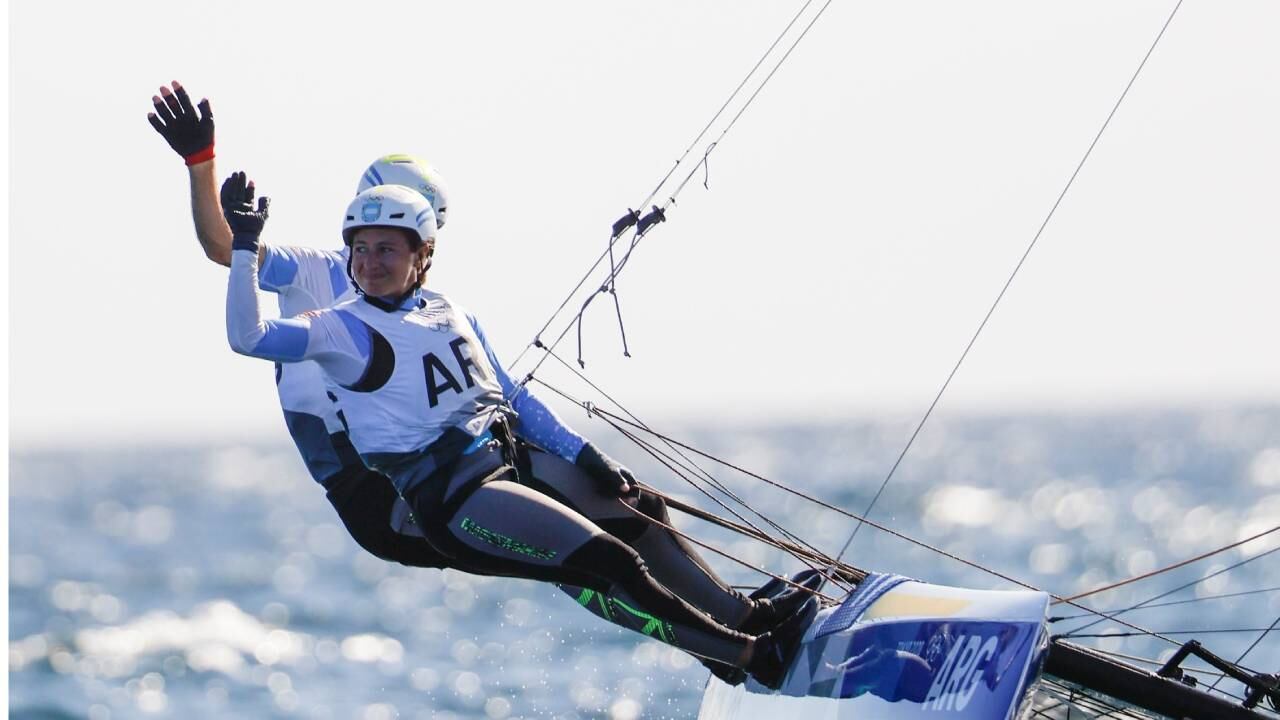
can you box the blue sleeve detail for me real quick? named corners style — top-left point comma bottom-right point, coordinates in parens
top-left (328, 255), bottom-right (351, 301)
top-left (250, 318), bottom-right (312, 362)
top-left (259, 245), bottom-right (300, 292)
top-left (467, 313), bottom-right (586, 462)
top-left (334, 309), bottom-right (373, 360)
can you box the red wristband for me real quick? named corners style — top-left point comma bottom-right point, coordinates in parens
top-left (184, 145), bottom-right (216, 166)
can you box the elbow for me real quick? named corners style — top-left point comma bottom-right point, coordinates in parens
top-left (226, 328), bottom-right (259, 357)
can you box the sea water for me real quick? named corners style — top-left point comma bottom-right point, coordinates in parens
top-left (10, 407), bottom-right (1280, 719)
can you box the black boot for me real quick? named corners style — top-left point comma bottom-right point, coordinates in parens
top-left (747, 597), bottom-right (818, 690)
top-left (739, 569), bottom-right (823, 636)
top-left (747, 594), bottom-right (814, 691)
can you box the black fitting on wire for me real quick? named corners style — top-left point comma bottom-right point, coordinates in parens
top-left (636, 205), bottom-right (666, 235)
top-left (612, 209), bottom-right (641, 238)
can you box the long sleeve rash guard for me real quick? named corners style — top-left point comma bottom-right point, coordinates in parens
top-left (228, 246), bottom-right (586, 462)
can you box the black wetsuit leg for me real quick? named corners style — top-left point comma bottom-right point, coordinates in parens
top-left (324, 465), bottom-right (448, 569)
top-left (403, 454), bottom-right (756, 668)
top-left (521, 447), bottom-right (753, 627)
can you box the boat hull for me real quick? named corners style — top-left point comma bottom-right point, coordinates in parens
top-left (700, 575), bottom-right (1051, 719)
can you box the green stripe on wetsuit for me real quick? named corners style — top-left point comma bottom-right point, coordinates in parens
top-left (460, 517), bottom-right (558, 561)
top-left (575, 588), bottom-right (677, 645)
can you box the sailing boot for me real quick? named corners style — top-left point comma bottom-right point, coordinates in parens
top-left (738, 569), bottom-right (823, 636)
top-left (747, 596), bottom-right (818, 691)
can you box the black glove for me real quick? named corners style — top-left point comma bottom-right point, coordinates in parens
top-left (575, 442), bottom-right (636, 496)
top-left (148, 81), bottom-right (215, 165)
top-left (220, 171), bottom-right (270, 252)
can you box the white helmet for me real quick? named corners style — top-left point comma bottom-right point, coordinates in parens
top-left (342, 185), bottom-right (437, 248)
top-left (356, 154), bottom-right (450, 229)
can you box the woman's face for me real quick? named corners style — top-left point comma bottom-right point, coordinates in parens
top-left (350, 228), bottom-right (424, 298)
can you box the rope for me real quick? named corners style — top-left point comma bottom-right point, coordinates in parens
top-left (598, 409), bottom-right (856, 594)
top-left (528, 377), bottom-right (1215, 647)
top-left (535, 347), bottom-right (840, 572)
top-left (660, 0), bottom-right (839, 209)
top-left (614, 498), bottom-right (840, 605)
top-left (1061, 543), bottom-right (1280, 640)
top-left (1065, 628), bottom-right (1280, 638)
top-left (1056, 525), bottom-right (1280, 604)
top-left (509, 0), bottom-right (830, 374)
top-left (1050, 586), bottom-right (1280, 622)
top-left (648, 489), bottom-right (866, 585)
top-left (829, 0), bottom-right (1187, 574)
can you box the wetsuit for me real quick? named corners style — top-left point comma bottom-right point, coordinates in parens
top-left (231, 247), bottom-right (760, 667)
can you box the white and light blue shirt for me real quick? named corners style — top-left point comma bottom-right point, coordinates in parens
top-left (231, 246), bottom-right (586, 482)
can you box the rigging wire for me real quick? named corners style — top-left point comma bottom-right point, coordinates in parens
top-left (521, 0), bottom-right (845, 375)
top-left (613, 498), bottom-right (839, 604)
top-left (507, 0), bottom-right (824, 373)
top-left (1050, 586), bottom-right (1280, 622)
top-left (529, 376), bottom-right (1226, 648)
top-left (603, 416), bottom-right (857, 594)
top-left (654, 493), bottom-right (866, 585)
top-left (1061, 543), bottom-right (1280, 637)
top-left (1057, 525), bottom-right (1280, 605)
top-left (1207, 613), bottom-right (1280, 694)
top-left (658, 0), bottom-right (838, 209)
top-left (527, 365), bottom-right (856, 592)
top-left (828, 0), bottom-right (1187, 577)
top-left (558, 389), bottom-right (1279, 642)
top-left (616, 480), bottom-right (844, 600)
top-left (634, 0), bottom-right (821, 213)
top-left (1065, 628), bottom-right (1280, 638)
top-left (534, 346), bottom-right (843, 574)
top-left (568, 374), bottom-right (1279, 680)
top-left (530, 376), bottom-right (1042, 588)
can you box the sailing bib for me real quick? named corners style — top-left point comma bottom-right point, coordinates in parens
top-left (329, 291), bottom-right (507, 456)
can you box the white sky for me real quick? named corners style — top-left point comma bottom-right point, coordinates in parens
top-left (8, 0), bottom-right (1279, 449)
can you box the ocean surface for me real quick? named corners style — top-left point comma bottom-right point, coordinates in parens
top-left (10, 407), bottom-right (1280, 719)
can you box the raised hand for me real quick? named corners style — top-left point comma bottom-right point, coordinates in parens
top-left (148, 80), bottom-right (215, 165)
top-left (220, 171), bottom-right (270, 251)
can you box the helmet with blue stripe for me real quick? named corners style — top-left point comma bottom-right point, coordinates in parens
top-left (342, 185), bottom-right (437, 249)
top-left (356, 154), bottom-right (450, 229)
